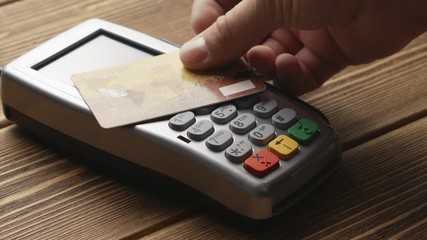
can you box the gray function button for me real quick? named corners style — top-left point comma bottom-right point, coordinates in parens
top-left (225, 139), bottom-right (253, 163)
top-left (233, 94), bottom-right (260, 109)
top-left (253, 99), bottom-right (278, 118)
top-left (229, 113), bottom-right (257, 134)
top-left (249, 123), bottom-right (275, 146)
top-left (272, 108), bottom-right (297, 129)
top-left (206, 130), bottom-right (233, 152)
top-left (169, 111), bottom-right (196, 131)
top-left (193, 105), bottom-right (216, 115)
top-left (211, 104), bottom-right (238, 124)
top-left (187, 120), bottom-right (214, 141)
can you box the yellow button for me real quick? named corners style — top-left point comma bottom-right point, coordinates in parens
top-left (268, 135), bottom-right (299, 160)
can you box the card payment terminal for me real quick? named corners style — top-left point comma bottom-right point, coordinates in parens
top-left (1, 19), bottom-right (340, 219)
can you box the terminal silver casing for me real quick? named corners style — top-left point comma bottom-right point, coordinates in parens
top-left (1, 19), bottom-right (340, 219)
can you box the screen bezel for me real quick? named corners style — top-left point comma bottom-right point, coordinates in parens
top-left (32, 29), bottom-right (161, 71)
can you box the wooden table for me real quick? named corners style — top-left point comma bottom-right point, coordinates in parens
top-left (1, 0), bottom-right (426, 239)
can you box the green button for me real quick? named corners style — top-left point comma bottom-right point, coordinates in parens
top-left (288, 118), bottom-right (319, 145)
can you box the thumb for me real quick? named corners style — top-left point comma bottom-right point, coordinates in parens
top-left (180, 0), bottom-right (277, 70)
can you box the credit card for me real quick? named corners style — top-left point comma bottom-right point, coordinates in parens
top-left (72, 51), bottom-right (266, 128)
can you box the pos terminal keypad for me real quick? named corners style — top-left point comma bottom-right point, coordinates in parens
top-left (168, 93), bottom-right (320, 178)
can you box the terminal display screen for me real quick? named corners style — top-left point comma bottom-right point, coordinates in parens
top-left (36, 32), bottom-right (155, 85)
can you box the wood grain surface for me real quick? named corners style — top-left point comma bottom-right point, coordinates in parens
top-left (1, 0), bottom-right (426, 239)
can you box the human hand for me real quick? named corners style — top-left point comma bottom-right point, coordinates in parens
top-left (180, 0), bottom-right (427, 95)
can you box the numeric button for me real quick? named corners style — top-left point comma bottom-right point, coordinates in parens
top-left (194, 105), bottom-right (216, 115)
top-left (234, 94), bottom-right (260, 109)
top-left (187, 120), bottom-right (214, 141)
top-left (253, 100), bottom-right (278, 118)
top-left (229, 113), bottom-right (256, 134)
top-left (206, 130), bottom-right (233, 152)
top-left (169, 111), bottom-right (196, 131)
top-left (211, 104), bottom-right (238, 124)
top-left (249, 123), bottom-right (275, 146)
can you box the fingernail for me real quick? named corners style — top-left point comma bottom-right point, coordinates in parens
top-left (180, 36), bottom-right (208, 65)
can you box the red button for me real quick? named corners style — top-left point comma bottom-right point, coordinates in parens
top-left (244, 149), bottom-right (280, 177)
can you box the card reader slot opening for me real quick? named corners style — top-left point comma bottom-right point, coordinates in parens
top-left (178, 135), bottom-right (191, 144)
